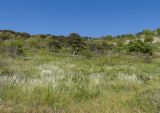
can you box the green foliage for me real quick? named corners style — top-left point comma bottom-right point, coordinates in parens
top-left (117, 34), bottom-right (136, 39)
top-left (143, 29), bottom-right (154, 42)
top-left (68, 33), bottom-right (86, 55)
top-left (143, 29), bottom-right (154, 35)
top-left (157, 28), bottom-right (160, 35)
top-left (114, 40), bottom-right (126, 52)
top-left (102, 35), bottom-right (113, 40)
top-left (26, 37), bottom-right (48, 49)
top-left (128, 40), bottom-right (152, 54)
top-left (144, 36), bottom-right (153, 42)
top-left (0, 30), bottom-right (30, 40)
top-left (1, 40), bottom-right (24, 56)
top-left (0, 28), bottom-right (160, 113)
top-left (0, 32), bottom-right (14, 40)
top-left (49, 39), bottom-right (62, 53)
top-left (88, 40), bottom-right (113, 54)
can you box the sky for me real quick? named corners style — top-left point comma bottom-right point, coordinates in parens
top-left (0, 0), bottom-right (160, 37)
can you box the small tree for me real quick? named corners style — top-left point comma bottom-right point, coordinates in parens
top-left (68, 33), bottom-right (85, 55)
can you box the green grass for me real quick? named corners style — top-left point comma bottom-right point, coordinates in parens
top-left (0, 51), bottom-right (160, 113)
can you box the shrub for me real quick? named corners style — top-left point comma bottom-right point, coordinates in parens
top-left (25, 37), bottom-right (48, 49)
top-left (114, 40), bottom-right (126, 52)
top-left (102, 35), bottom-right (113, 40)
top-left (157, 28), bottom-right (160, 35)
top-left (143, 29), bottom-right (154, 42)
top-left (49, 40), bottom-right (62, 53)
top-left (128, 40), bottom-right (152, 55)
top-left (0, 33), bottom-right (13, 41)
top-left (144, 35), bottom-right (153, 42)
top-left (1, 40), bottom-right (24, 56)
top-left (68, 33), bottom-right (86, 55)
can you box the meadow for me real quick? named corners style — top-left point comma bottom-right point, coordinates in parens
top-left (0, 29), bottom-right (160, 113)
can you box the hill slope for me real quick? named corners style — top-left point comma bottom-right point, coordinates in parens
top-left (0, 29), bottom-right (160, 113)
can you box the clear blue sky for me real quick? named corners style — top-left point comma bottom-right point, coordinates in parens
top-left (0, 0), bottom-right (160, 37)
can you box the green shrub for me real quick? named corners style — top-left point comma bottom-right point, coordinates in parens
top-left (1, 40), bottom-right (24, 56)
top-left (144, 35), bottom-right (153, 42)
top-left (142, 29), bottom-right (154, 42)
top-left (128, 40), bottom-right (152, 55)
top-left (49, 39), bottom-right (62, 53)
top-left (114, 40), bottom-right (126, 52)
top-left (157, 28), bottom-right (160, 35)
top-left (102, 35), bottom-right (113, 40)
top-left (68, 33), bottom-right (86, 55)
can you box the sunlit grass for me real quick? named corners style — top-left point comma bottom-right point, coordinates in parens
top-left (0, 51), bottom-right (160, 113)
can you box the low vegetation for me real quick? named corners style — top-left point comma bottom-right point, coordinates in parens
top-left (0, 29), bottom-right (160, 113)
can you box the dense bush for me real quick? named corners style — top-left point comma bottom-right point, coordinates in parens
top-left (0, 29), bottom-right (157, 56)
top-left (68, 33), bottom-right (86, 55)
top-left (128, 40), bottom-right (152, 55)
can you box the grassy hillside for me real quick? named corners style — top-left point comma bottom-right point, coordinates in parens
top-left (0, 29), bottom-right (160, 113)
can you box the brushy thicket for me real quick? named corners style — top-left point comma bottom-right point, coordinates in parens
top-left (0, 29), bottom-right (160, 113)
top-left (1, 29), bottom-right (158, 56)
